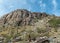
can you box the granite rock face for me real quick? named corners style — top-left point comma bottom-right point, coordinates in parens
top-left (0, 9), bottom-right (48, 26)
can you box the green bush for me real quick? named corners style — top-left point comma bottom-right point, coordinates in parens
top-left (36, 27), bottom-right (46, 33)
top-left (48, 18), bottom-right (60, 28)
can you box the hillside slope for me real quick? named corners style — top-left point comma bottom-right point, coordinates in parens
top-left (0, 9), bottom-right (60, 43)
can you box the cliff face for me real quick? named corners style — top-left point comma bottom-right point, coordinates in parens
top-left (0, 9), bottom-right (48, 26)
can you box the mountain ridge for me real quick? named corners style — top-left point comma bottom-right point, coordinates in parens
top-left (0, 9), bottom-right (48, 26)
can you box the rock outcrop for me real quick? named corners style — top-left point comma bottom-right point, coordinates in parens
top-left (35, 36), bottom-right (49, 43)
top-left (0, 9), bottom-right (48, 26)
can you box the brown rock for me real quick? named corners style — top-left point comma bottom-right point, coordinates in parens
top-left (35, 36), bottom-right (49, 43)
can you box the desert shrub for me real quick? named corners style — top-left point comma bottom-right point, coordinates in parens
top-left (36, 27), bottom-right (47, 33)
top-left (30, 32), bottom-right (39, 40)
top-left (48, 18), bottom-right (60, 28)
top-left (19, 40), bottom-right (29, 43)
top-left (48, 18), bottom-right (60, 32)
top-left (36, 27), bottom-right (49, 37)
top-left (34, 18), bottom-right (38, 22)
top-left (20, 32), bottom-right (29, 41)
top-left (1, 34), bottom-right (12, 43)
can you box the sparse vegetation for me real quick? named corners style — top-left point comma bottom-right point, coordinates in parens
top-left (48, 17), bottom-right (60, 32)
top-left (0, 9), bottom-right (60, 43)
top-left (48, 17), bottom-right (60, 28)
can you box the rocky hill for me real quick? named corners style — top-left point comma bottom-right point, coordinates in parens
top-left (0, 9), bottom-right (60, 43)
top-left (0, 9), bottom-right (48, 26)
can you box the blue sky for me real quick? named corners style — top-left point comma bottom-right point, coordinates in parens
top-left (0, 0), bottom-right (60, 17)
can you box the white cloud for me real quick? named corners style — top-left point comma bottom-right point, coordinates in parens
top-left (0, 0), bottom-right (3, 4)
top-left (17, 0), bottom-right (27, 5)
top-left (52, 0), bottom-right (57, 11)
top-left (0, 0), bottom-right (29, 17)
top-left (9, 5), bottom-right (14, 9)
top-left (30, 0), bottom-right (36, 3)
top-left (39, 0), bottom-right (46, 12)
top-left (0, 8), bottom-right (5, 17)
top-left (28, 6), bottom-right (32, 11)
top-left (0, 8), bottom-right (5, 13)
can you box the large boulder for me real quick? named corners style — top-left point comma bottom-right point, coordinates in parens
top-left (35, 36), bottom-right (49, 43)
